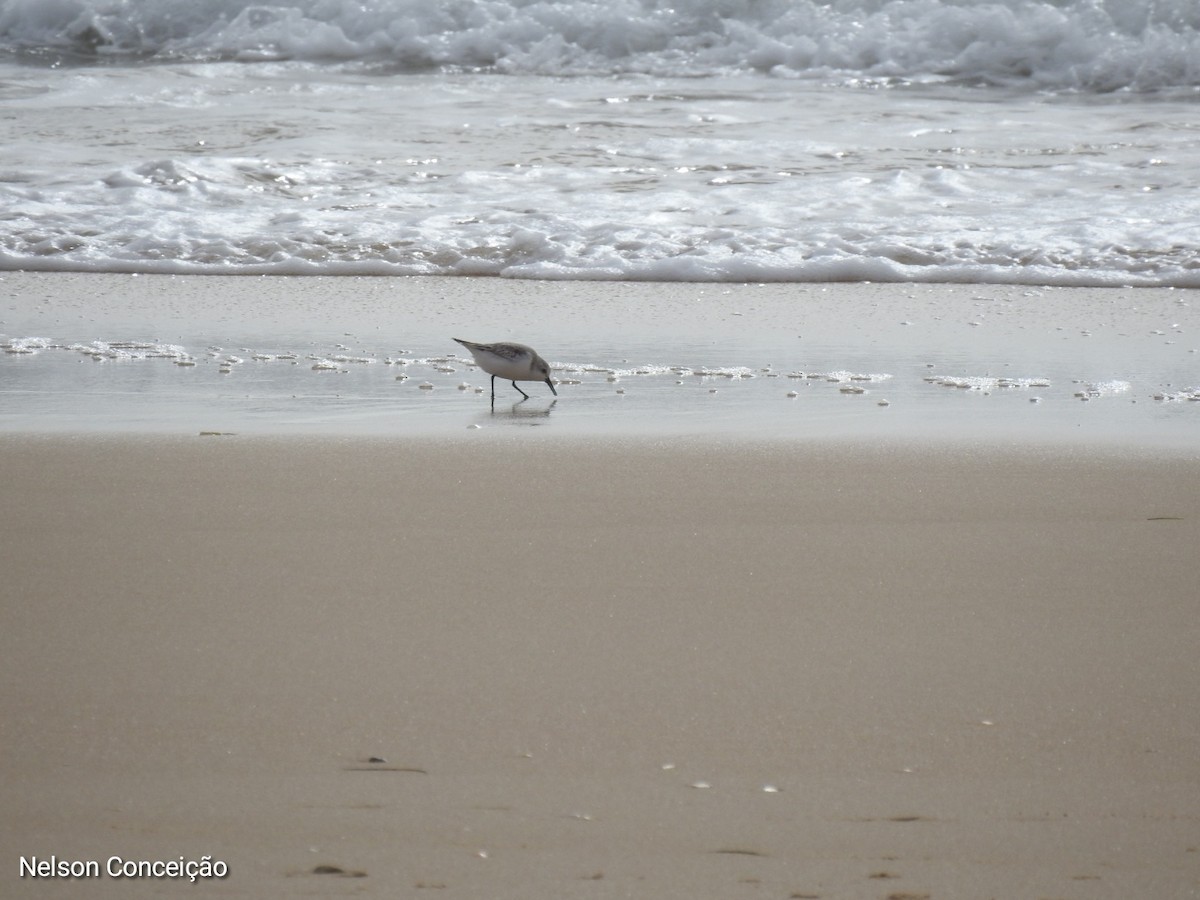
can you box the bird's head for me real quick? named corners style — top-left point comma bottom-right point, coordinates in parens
top-left (536, 358), bottom-right (557, 396)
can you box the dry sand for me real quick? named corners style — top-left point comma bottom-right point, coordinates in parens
top-left (3, 434), bottom-right (1199, 898)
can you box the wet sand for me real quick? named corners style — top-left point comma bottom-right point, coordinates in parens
top-left (2, 272), bottom-right (1199, 446)
top-left (2, 434), bottom-right (1199, 898)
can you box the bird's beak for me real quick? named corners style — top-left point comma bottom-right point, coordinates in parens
top-left (546, 378), bottom-right (558, 396)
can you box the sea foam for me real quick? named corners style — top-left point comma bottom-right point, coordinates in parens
top-left (2, 0), bottom-right (1198, 92)
top-left (2, 2), bottom-right (1198, 285)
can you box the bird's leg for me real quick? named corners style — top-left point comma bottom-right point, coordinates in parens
top-left (512, 381), bottom-right (530, 401)
top-left (490, 374), bottom-right (496, 410)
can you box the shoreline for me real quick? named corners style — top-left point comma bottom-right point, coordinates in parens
top-left (2, 272), bottom-right (1198, 448)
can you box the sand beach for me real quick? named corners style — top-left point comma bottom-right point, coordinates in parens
top-left (2, 274), bottom-right (1199, 898)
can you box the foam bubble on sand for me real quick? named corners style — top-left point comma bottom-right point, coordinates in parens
top-left (1153, 388), bottom-right (1200, 402)
top-left (926, 375), bottom-right (1051, 391)
top-left (3, 336), bottom-right (50, 354)
top-left (1073, 380), bottom-right (1132, 398)
top-left (550, 362), bottom-right (760, 381)
top-left (68, 340), bottom-right (193, 363)
top-left (554, 362), bottom-right (686, 379)
top-left (689, 366), bottom-right (757, 379)
top-left (787, 370), bottom-right (892, 384)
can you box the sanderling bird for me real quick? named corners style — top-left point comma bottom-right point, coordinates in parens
top-left (453, 338), bottom-right (558, 403)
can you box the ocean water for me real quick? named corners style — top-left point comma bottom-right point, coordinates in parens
top-left (1, 0), bottom-right (1199, 286)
